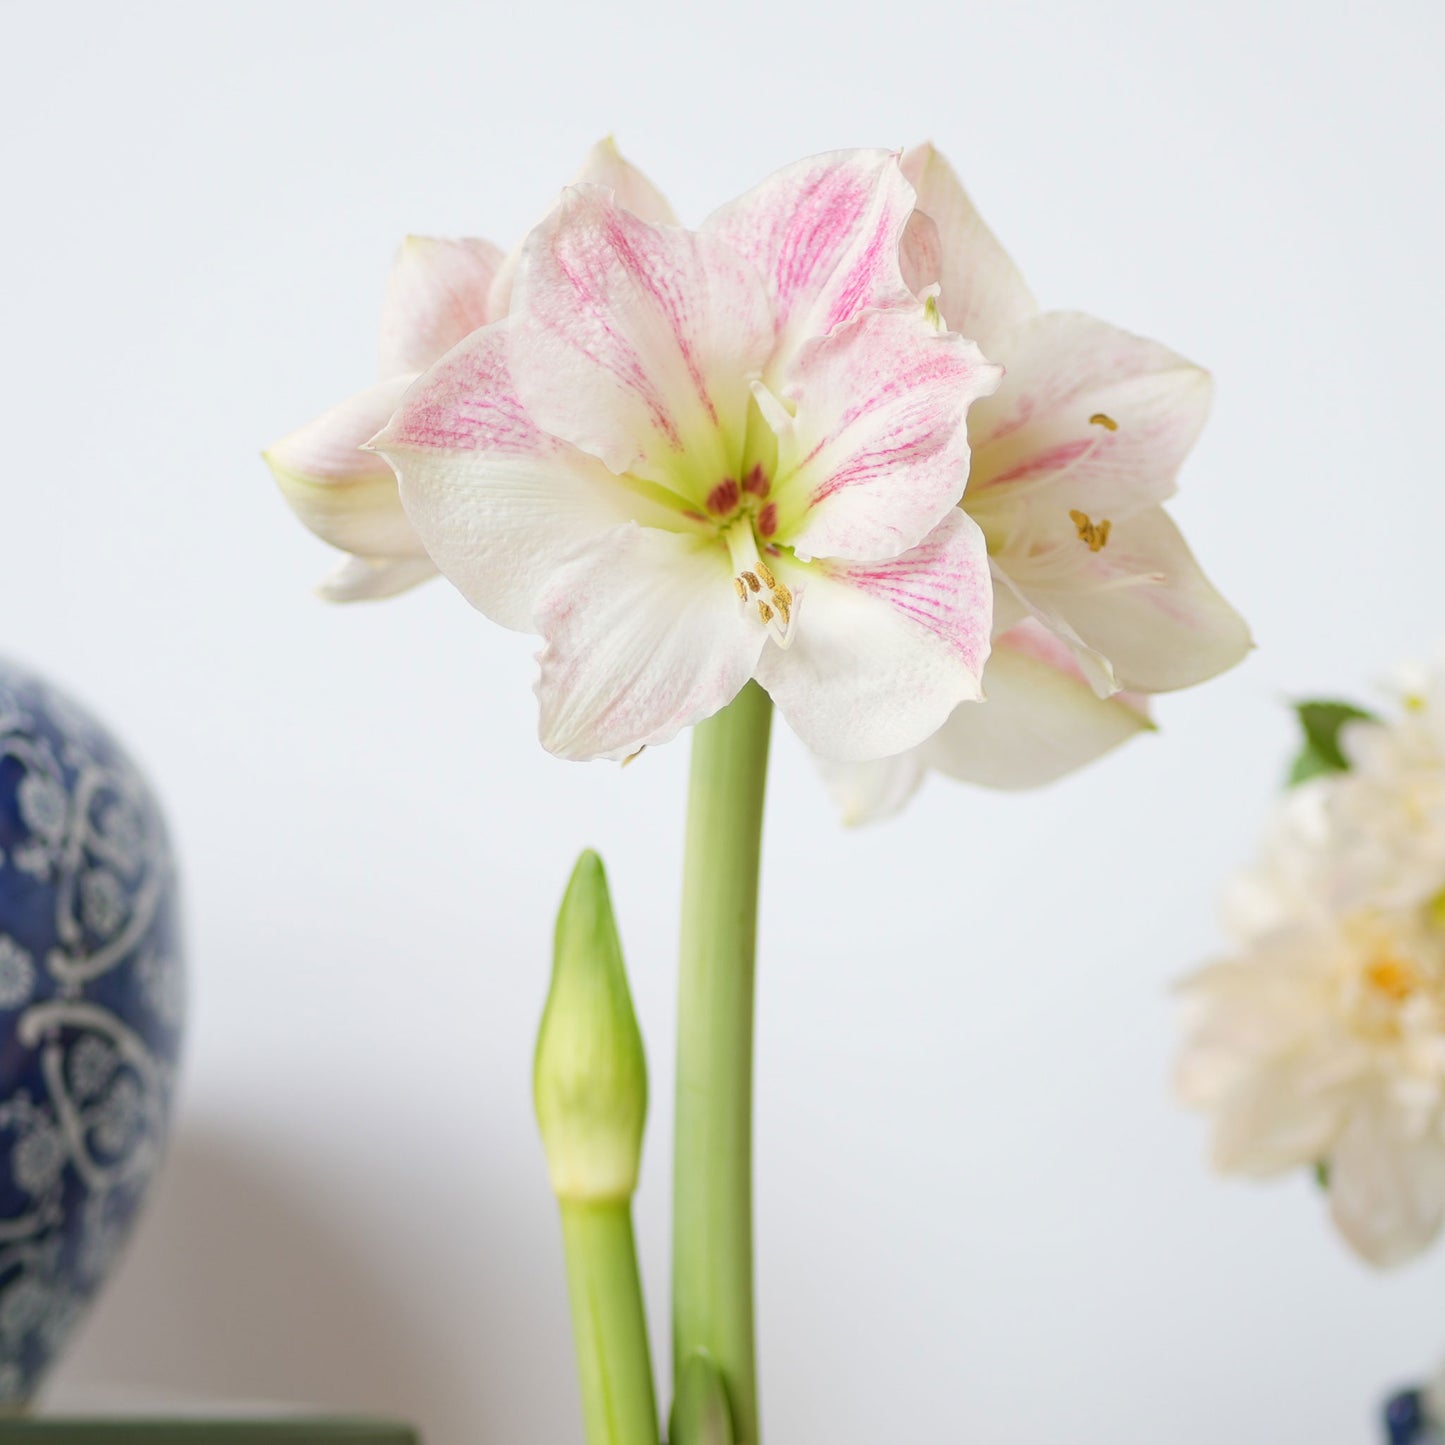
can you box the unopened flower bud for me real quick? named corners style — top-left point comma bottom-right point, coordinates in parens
top-left (534, 850), bottom-right (648, 1203)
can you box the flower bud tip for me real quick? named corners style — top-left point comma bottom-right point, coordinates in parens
top-left (534, 850), bottom-right (648, 1203)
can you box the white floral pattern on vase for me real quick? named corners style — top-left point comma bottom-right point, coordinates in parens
top-left (0, 658), bottom-right (183, 1402)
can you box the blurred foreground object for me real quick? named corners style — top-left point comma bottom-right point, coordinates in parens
top-left (0, 1421), bottom-right (415, 1443)
top-left (0, 659), bottom-right (184, 1401)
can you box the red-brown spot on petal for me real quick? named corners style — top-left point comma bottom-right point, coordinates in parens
top-left (743, 464), bottom-right (771, 498)
top-left (757, 502), bottom-right (779, 538)
top-left (705, 478), bottom-right (740, 515)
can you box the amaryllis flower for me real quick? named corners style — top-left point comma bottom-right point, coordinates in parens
top-left (263, 139), bottom-right (674, 601)
top-left (825, 144), bottom-right (1251, 822)
top-left (371, 150), bottom-right (1001, 762)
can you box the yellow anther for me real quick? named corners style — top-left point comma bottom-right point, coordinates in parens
top-left (757, 601), bottom-right (775, 625)
top-left (732, 577), bottom-right (746, 601)
top-left (1365, 954), bottom-right (1417, 1002)
top-left (1069, 509), bottom-right (1112, 552)
top-left (755, 560), bottom-right (777, 590)
top-left (1089, 412), bottom-right (1119, 431)
top-left (742, 571), bottom-right (761, 593)
top-left (621, 746), bottom-right (647, 768)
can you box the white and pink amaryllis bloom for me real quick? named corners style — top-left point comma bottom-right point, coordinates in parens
top-left (371, 151), bottom-right (1002, 763)
top-left (824, 145), bottom-right (1251, 822)
top-left (262, 140), bottom-right (674, 601)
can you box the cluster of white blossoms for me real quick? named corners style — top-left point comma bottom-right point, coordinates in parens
top-left (1177, 666), bottom-right (1445, 1267)
top-left (266, 141), bottom-right (1249, 817)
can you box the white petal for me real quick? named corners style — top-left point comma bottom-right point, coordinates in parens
top-left (1174, 946), bottom-right (1359, 1174)
top-left (371, 322), bottom-right (642, 632)
top-left (1206, 1059), bottom-right (1346, 1176)
top-left (509, 186), bottom-right (773, 488)
top-left (1019, 505), bottom-right (1252, 694)
top-left (573, 136), bottom-right (677, 224)
top-left (922, 621), bottom-right (1153, 790)
top-left (900, 143), bottom-right (1037, 347)
top-left (774, 306), bottom-right (1001, 562)
top-left (704, 149), bottom-right (917, 370)
top-left (377, 236), bottom-right (505, 377)
top-left (265, 376), bottom-right (425, 558)
top-left (757, 510), bottom-right (992, 761)
top-left (534, 525), bottom-right (765, 761)
top-left (967, 310), bottom-right (1213, 519)
top-left (899, 208), bottom-right (943, 298)
top-left (317, 555), bottom-right (438, 602)
top-left (816, 752), bottom-right (927, 827)
top-left (1330, 1103), bottom-right (1445, 1267)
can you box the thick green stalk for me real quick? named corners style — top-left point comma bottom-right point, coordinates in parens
top-left (672, 681), bottom-right (773, 1444)
top-left (560, 1200), bottom-right (660, 1445)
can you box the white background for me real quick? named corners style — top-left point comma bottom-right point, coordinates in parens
top-left (2, 2), bottom-right (1443, 1441)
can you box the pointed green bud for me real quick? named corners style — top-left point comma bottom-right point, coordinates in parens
top-left (534, 850), bottom-right (648, 1204)
top-left (671, 1351), bottom-right (734, 1445)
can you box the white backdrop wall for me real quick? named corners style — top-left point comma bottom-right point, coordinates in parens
top-left (3, 2), bottom-right (1443, 1441)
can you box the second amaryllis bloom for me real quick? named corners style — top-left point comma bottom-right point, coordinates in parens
top-left (825, 144), bottom-right (1252, 822)
top-left (373, 151), bottom-right (1001, 763)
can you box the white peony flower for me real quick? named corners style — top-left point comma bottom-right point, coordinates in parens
top-left (1178, 663), bottom-right (1445, 1267)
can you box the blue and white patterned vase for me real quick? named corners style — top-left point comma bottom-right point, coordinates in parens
top-left (0, 658), bottom-right (184, 1404)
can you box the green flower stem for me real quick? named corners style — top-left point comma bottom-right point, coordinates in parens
top-left (672, 681), bottom-right (773, 1445)
top-left (559, 1199), bottom-right (660, 1445)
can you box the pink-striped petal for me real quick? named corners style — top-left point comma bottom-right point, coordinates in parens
top-left (377, 236), bottom-right (505, 378)
top-left (774, 306), bottom-right (1001, 562)
top-left (508, 186), bottom-right (773, 489)
top-left (370, 322), bottom-right (644, 632)
top-left (704, 150), bottom-right (918, 369)
top-left (756, 510), bottom-right (992, 760)
top-left (1012, 505), bottom-right (1252, 694)
top-left (921, 620), bottom-right (1153, 790)
top-left (967, 311), bottom-right (1213, 519)
top-left (265, 376), bottom-right (425, 560)
top-left (487, 138), bottom-right (677, 318)
top-left (534, 524), bottom-right (766, 761)
top-left (900, 144), bottom-right (1037, 347)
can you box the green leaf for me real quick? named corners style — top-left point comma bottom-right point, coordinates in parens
top-left (1286, 700), bottom-right (1377, 786)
